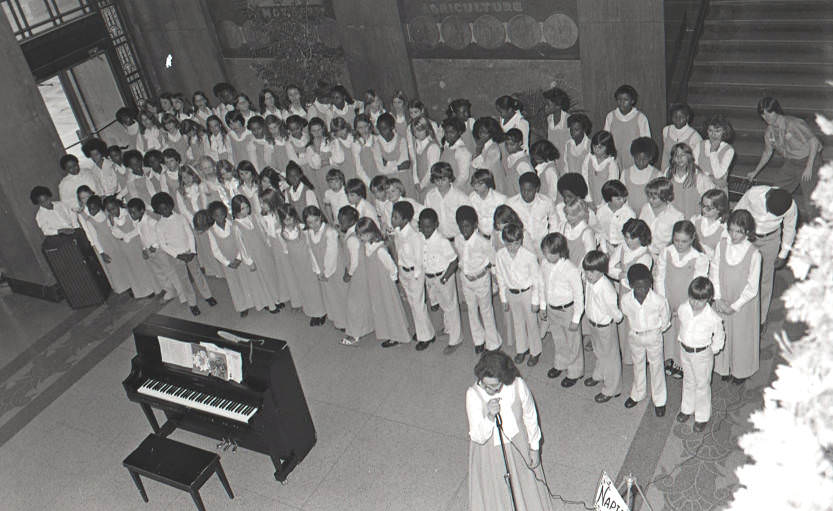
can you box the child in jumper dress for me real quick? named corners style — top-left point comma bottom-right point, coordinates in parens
top-left (204, 115), bottom-right (232, 163)
top-left (530, 140), bottom-right (560, 203)
top-left (226, 111), bottom-right (256, 165)
top-left (667, 143), bottom-right (702, 219)
top-left (563, 114), bottom-right (592, 176)
top-left (197, 156), bottom-right (224, 205)
top-left (656, 220), bottom-right (710, 379)
top-left (216, 159), bottom-right (240, 210)
top-left (177, 166), bottom-right (224, 279)
top-left (207, 201), bottom-right (256, 316)
top-left (501, 129), bottom-right (533, 196)
top-left (283, 205), bottom-right (327, 325)
top-left (305, 117), bottom-right (334, 201)
top-left (79, 193), bottom-right (131, 294)
top-left (559, 199), bottom-right (596, 267)
top-left (622, 137), bottom-right (663, 215)
top-left (603, 84), bottom-right (651, 171)
top-left (355, 217), bottom-right (412, 347)
top-left (696, 114), bottom-right (734, 197)
top-left (230, 195), bottom-right (280, 314)
top-left (375, 113), bottom-right (415, 198)
top-left (608, 219), bottom-right (654, 365)
top-left (236, 161), bottom-right (262, 218)
top-left (639, 178), bottom-right (685, 258)
top-left (330, 117), bottom-right (359, 182)
top-left (711, 209), bottom-right (762, 384)
top-left (446, 98), bottom-right (476, 154)
top-left (285, 161), bottom-right (319, 215)
top-left (323, 169), bottom-right (350, 225)
top-left (582, 131), bottom-right (620, 209)
top-left (543, 87), bottom-right (572, 174)
top-left (104, 196), bottom-right (160, 298)
top-left (471, 117), bottom-right (508, 197)
top-left (439, 117), bottom-right (472, 195)
top-left (692, 189), bottom-right (729, 259)
top-left (304, 206), bottom-right (348, 331)
top-left (259, 190), bottom-right (296, 309)
top-left (353, 114), bottom-right (379, 185)
top-left (410, 116), bottom-right (442, 200)
top-left (247, 116), bottom-right (274, 172)
top-left (338, 205), bottom-right (374, 346)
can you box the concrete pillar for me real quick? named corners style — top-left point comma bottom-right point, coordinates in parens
top-left (332, 0), bottom-right (416, 101)
top-left (120, 0), bottom-right (227, 95)
top-left (0, 16), bottom-right (67, 284)
top-left (577, 0), bottom-right (667, 141)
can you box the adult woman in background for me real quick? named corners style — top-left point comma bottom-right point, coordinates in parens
top-left (747, 97), bottom-right (822, 218)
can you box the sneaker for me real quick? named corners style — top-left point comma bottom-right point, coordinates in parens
top-left (670, 362), bottom-right (684, 379)
top-left (206, 297), bottom-right (217, 306)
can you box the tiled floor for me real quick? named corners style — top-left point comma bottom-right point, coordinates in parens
top-left (0, 278), bottom-right (650, 510)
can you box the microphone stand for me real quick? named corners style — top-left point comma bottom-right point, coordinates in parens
top-left (495, 413), bottom-right (518, 511)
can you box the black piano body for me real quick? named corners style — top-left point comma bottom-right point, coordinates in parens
top-left (123, 314), bottom-right (316, 482)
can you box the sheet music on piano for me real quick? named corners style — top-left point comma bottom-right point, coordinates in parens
top-left (158, 335), bottom-right (243, 383)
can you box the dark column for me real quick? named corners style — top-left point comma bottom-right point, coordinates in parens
top-left (0, 16), bottom-right (67, 284)
top-left (577, 0), bottom-right (667, 140)
top-left (332, 0), bottom-right (416, 101)
top-left (120, 0), bottom-right (227, 95)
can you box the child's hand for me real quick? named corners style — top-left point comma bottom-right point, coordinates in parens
top-left (568, 321), bottom-right (579, 331)
top-left (538, 310), bottom-right (547, 322)
top-left (503, 303), bottom-right (509, 312)
top-left (101, 253), bottom-right (112, 264)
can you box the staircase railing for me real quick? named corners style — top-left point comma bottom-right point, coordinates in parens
top-left (665, 0), bottom-right (710, 106)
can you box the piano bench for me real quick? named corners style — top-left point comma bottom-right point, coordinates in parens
top-left (123, 434), bottom-right (234, 511)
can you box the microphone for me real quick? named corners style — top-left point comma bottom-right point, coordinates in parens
top-left (495, 411), bottom-right (503, 427)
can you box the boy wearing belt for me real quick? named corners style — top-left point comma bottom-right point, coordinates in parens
top-left (621, 263), bottom-right (671, 416)
top-left (676, 277), bottom-right (725, 431)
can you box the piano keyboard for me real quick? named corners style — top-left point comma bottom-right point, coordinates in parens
top-left (138, 378), bottom-right (258, 423)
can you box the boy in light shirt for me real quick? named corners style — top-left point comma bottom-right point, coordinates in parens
top-left (595, 180), bottom-right (636, 254)
top-left (419, 208), bottom-right (462, 354)
top-left (582, 250), bottom-right (624, 403)
top-left (455, 205), bottom-right (502, 353)
top-left (676, 277), bottom-right (725, 432)
top-left (621, 263), bottom-right (671, 416)
top-left (539, 233), bottom-right (585, 388)
top-left (127, 198), bottom-right (177, 302)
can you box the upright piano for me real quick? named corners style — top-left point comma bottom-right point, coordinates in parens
top-left (123, 314), bottom-right (316, 482)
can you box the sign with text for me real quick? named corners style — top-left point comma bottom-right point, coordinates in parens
top-left (398, 0), bottom-right (579, 59)
top-left (594, 471), bottom-right (629, 511)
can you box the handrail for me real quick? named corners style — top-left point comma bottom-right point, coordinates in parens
top-left (674, 0), bottom-right (710, 104)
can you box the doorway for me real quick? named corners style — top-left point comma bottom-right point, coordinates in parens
top-left (37, 51), bottom-right (126, 157)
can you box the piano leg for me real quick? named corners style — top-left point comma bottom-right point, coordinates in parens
top-left (140, 403), bottom-right (160, 433)
top-left (127, 470), bottom-right (149, 502)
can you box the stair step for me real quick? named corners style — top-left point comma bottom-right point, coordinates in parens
top-left (708, 1), bottom-right (833, 21)
top-left (689, 104), bottom-right (832, 134)
top-left (702, 20), bottom-right (833, 41)
top-left (695, 40), bottom-right (833, 65)
top-left (687, 83), bottom-right (833, 112)
top-left (690, 62), bottom-right (833, 86)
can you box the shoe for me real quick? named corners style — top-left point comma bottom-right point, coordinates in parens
top-left (693, 421), bottom-right (708, 432)
top-left (526, 353), bottom-right (540, 367)
top-left (240, 310), bottom-right (249, 318)
top-left (547, 368), bottom-right (562, 379)
top-left (206, 297), bottom-right (217, 306)
top-left (190, 306), bottom-right (201, 316)
top-left (594, 392), bottom-right (620, 403)
top-left (732, 377), bottom-right (746, 385)
top-left (443, 344), bottom-right (460, 355)
top-left (624, 398), bottom-right (639, 409)
top-left (276, 302), bottom-right (286, 311)
top-left (474, 344), bottom-right (485, 354)
top-left (309, 317), bottom-right (317, 326)
top-left (561, 377), bottom-right (578, 388)
top-left (655, 405), bottom-right (666, 417)
top-left (670, 362), bottom-right (684, 379)
top-left (340, 336), bottom-right (360, 347)
top-left (431, 304), bottom-right (440, 312)
top-left (513, 351), bottom-right (528, 364)
top-left (584, 377), bottom-right (600, 387)
top-left (676, 412), bottom-right (691, 423)
top-left (268, 306), bottom-right (280, 314)
top-left (415, 337), bottom-right (435, 351)
top-left (664, 358), bottom-right (674, 376)
top-left (721, 374), bottom-right (732, 382)
top-left (381, 340), bottom-right (401, 348)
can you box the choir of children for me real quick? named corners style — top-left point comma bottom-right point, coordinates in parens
top-left (35, 80), bottom-right (793, 431)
